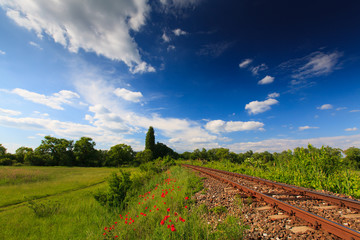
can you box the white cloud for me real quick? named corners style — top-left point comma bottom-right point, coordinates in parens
top-left (350, 110), bottom-right (360, 113)
top-left (229, 134), bottom-right (360, 153)
top-left (345, 127), bottom-right (357, 132)
top-left (160, 0), bottom-right (202, 8)
top-left (205, 120), bottom-right (264, 134)
top-left (245, 98), bottom-right (278, 115)
top-left (0, 0), bottom-right (154, 73)
top-left (167, 45), bottom-right (176, 51)
top-left (267, 92), bottom-right (280, 98)
top-left (173, 28), bottom-right (187, 36)
top-left (0, 107), bottom-right (21, 116)
top-left (251, 63), bottom-right (268, 75)
top-left (317, 104), bottom-right (333, 110)
top-left (336, 107), bottom-right (347, 111)
top-left (258, 75), bottom-right (274, 85)
top-left (0, 50), bottom-right (5, 55)
top-left (292, 51), bottom-right (343, 79)
top-left (29, 41), bottom-right (42, 50)
top-left (4, 88), bottom-right (80, 110)
top-left (114, 88), bottom-right (143, 103)
top-left (162, 32), bottom-right (170, 42)
top-left (239, 59), bottom-right (252, 68)
top-left (299, 126), bottom-right (319, 131)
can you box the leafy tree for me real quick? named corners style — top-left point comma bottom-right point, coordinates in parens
top-left (0, 144), bottom-right (6, 157)
top-left (106, 144), bottom-right (135, 167)
top-left (344, 147), bottom-right (360, 169)
top-left (154, 142), bottom-right (178, 159)
top-left (15, 147), bottom-right (33, 163)
top-left (35, 136), bottom-right (74, 166)
top-left (74, 137), bottom-right (99, 166)
top-left (145, 126), bottom-right (155, 154)
top-left (135, 149), bottom-right (153, 164)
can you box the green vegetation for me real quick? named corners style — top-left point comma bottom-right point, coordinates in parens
top-left (185, 144), bottom-right (360, 198)
top-left (0, 166), bottom-right (124, 240)
top-left (210, 205), bottom-right (228, 214)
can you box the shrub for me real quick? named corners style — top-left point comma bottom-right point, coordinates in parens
top-left (27, 199), bottom-right (61, 217)
top-left (94, 170), bottom-right (132, 209)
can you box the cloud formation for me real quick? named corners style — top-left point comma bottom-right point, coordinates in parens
top-left (0, 50), bottom-right (5, 55)
top-left (267, 92), bottom-right (280, 98)
top-left (114, 88), bottom-right (143, 103)
top-left (239, 59), bottom-right (252, 68)
top-left (251, 63), bottom-right (268, 75)
top-left (0, 0), bottom-right (154, 73)
top-left (4, 88), bottom-right (80, 110)
top-left (258, 75), bottom-right (274, 85)
top-left (299, 126), bottom-right (319, 131)
top-left (345, 127), bottom-right (357, 132)
top-left (205, 120), bottom-right (264, 133)
top-left (173, 28), bottom-right (187, 36)
top-left (317, 104), bottom-right (333, 110)
top-left (0, 107), bottom-right (21, 116)
top-left (245, 98), bottom-right (278, 115)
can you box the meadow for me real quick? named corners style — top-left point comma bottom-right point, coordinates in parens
top-left (0, 165), bottom-right (246, 239)
top-left (0, 166), bottom-right (136, 240)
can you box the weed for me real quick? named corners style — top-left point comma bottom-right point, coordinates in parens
top-left (27, 199), bottom-right (61, 217)
top-left (212, 216), bottom-right (248, 239)
top-left (210, 205), bottom-right (228, 214)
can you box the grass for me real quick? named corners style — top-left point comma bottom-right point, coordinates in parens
top-left (0, 166), bottom-right (138, 240)
top-left (98, 166), bottom-right (247, 239)
top-left (0, 166), bottom-right (137, 208)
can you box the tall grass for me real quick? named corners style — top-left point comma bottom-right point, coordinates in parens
top-left (186, 145), bottom-right (360, 199)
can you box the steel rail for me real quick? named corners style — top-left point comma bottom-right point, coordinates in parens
top-left (190, 164), bottom-right (360, 211)
top-left (183, 164), bottom-right (360, 240)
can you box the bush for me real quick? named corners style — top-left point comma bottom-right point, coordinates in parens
top-left (94, 170), bottom-right (132, 209)
top-left (27, 199), bottom-right (61, 217)
top-left (0, 158), bottom-right (13, 166)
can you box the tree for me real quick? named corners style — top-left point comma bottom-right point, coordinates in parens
top-left (145, 126), bottom-right (155, 154)
top-left (154, 142), bottom-right (178, 159)
top-left (35, 136), bottom-right (74, 166)
top-left (106, 144), bottom-right (135, 167)
top-left (135, 149), bottom-right (153, 164)
top-left (74, 137), bottom-right (99, 166)
top-left (344, 147), bottom-right (360, 169)
top-left (0, 144), bottom-right (6, 157)
top-left (15, 147), bottom-right (33, 163)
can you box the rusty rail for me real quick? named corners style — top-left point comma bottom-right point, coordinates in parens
top-left (183, 164), bottom-right (360, 240)
top-left (190, 164), bottom-right (360, 211)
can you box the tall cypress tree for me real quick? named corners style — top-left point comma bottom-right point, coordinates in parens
top-left (145, 126), bottom-right (155, 153)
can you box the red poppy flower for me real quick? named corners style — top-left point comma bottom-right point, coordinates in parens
top-left (160, 220), bottom-right (165, 225)
top-left (167, 208), bottom-right (170, 212)
top-left (185, 206), bottom-right (188, 209)
top-left (185, 197), bottom-right (189, 200)
top-left (167, 225), bottom-right (170, 228)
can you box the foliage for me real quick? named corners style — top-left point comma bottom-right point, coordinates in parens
top-left (15, 147), bottom-right (33, 164)
top-left (145, 126), bottom-right (155, 154)
top-left (27, 199), bottom-right (61, 217)
top-left (94, 171), bottom-right (132, 208)
top-left (35, 135), bottom-right (74, 166)
top-left (344, 147), bottom-right (360, 169)
top-left (210, 205), bottom-right (227, 214)
top-left (73, 137), bottom-right (99, 167)
top-left (0, 144), bottom-right (6, 156)
top-left (135, 149), bottom-right (153, 165)
top-left (212, 216), bottom-right (247, 239)
top-left (106, 144), bottom-right (135, 167)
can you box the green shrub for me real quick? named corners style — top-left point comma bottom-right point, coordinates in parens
top-left (27, 199), bottom-right (61, 217)
top-left (210, 205), bottom-right (228, 214)
top-left (94, 170), bottom-right (132, 208)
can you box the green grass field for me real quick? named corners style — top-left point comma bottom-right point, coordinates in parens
top-left (0, 166), bottom-right (137, 240)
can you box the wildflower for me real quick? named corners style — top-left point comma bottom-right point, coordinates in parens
top-left (154, 205), bottom-right (156, 208)
top-left (160, 220), bottom-right (165, 225)
top-left (103, 233), bottom-right (106, 235)
top-left (104, 227), bottom-right (108, 230)
top-left (174, 212), bottom-right (178, 216)
top-left (169, 220), bottom-right (172, 222)
top-left (115, 236), bottom-right (118, 238)
top-left (145, 207), bottom-right (148, 209)
top-left (167, 208), bottom-right (170, 212)
top-left (185, 206), bottom-right (188, 209)
top-left (185, 197), bottom-right (189, 200)
top-left (167, 225), bottom-right (171, 228)
top-left (157, 208), bottom-right (159, 211)
top-left (171, 225), bottom-right (176, 232)
top-left (115, 222), bottom-right (117, 224)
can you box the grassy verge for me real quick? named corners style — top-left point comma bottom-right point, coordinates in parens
top-left (99, 165), bottom-right (246, 239)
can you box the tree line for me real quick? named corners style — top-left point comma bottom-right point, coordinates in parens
top-left (0, 127), bottom-right (178, 167)
top-left (1, 126), bottom-right (359, 169)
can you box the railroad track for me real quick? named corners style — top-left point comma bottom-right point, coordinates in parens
top-left (183, 164), bottom-right (360, 240)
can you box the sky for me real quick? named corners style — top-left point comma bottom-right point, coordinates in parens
top-left (0, 0), bottom-right (360, 153)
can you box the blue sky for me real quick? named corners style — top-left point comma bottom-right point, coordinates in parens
top-left (1, 0), bottom-right (360, 153)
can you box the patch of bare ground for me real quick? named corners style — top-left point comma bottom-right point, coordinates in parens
top-left (192, 171), bottom-right (341, 240)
